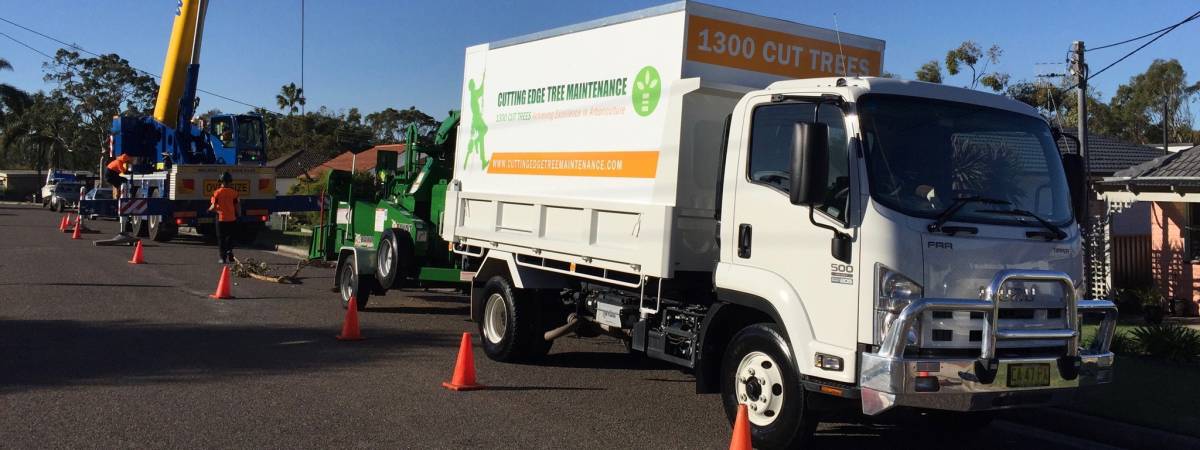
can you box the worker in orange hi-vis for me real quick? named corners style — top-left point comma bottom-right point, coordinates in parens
top-left (208, 172), bottom-right (240, 264)
top-left (105, 153), bottom-right (133, 198)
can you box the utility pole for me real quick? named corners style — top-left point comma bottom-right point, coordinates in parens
top-left (1164, 96), bottom-right (1170, 152)
top-left (1071, 40), bottom-right (1094, 295)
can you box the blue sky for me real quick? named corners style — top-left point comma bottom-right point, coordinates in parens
top-left (0, 0), bottom-right (1197, 126)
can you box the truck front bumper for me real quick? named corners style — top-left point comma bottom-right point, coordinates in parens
top-left (857, 269), bottom-right (1118, 416)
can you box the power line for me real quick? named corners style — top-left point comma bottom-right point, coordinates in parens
top-left (0, 14), bottom-right (279, 115)
top-left (1086, 11), bottom-right (1197, 82)
top-left (1058, 11), bottom-right (1197, 93)
top-left (1087, 10), bottom-right (1200, 52)
top-left (0, 30), bottom-right (55, 60)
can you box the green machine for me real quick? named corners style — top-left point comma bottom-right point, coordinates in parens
top-left (310, 111), bottom-right (464, 309)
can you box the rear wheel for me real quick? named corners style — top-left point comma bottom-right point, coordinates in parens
top-left (720, 323), bottom-right (816, 449)
top-left (148, 215), bottom-right (177, 242)
top-left (337, 253), bottom-right (371, 310)
top-left (478, 276), bottom-right (551, 363)
top-left (131, 216), bottom-right (149, 237)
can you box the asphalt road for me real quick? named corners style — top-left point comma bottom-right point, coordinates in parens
top-left (0, 203), bottom-right (1116, 449)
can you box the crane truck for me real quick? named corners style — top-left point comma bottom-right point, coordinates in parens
top-left (81, 0), bottom-right (319, 243)
top-left (434, 2), bottom-right (1119, 448)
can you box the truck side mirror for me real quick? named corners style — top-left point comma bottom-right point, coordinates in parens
top-left (789, 122), bottom-right (829, 205)
top-left (1060, 153), bottom-right (1086, 222)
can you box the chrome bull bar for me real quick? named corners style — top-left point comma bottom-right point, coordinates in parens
top-left (861, 269), bottom-right (1119, 415)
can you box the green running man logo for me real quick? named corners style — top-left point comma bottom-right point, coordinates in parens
top-left (465, 78), bottom-right (490, 170)
top-left (632, 66), bottom-right (661, 117)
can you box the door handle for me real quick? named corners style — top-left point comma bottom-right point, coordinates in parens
top-left (738, 224), bottom-right (752, 258)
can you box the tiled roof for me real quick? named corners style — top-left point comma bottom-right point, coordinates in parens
top-left (305, 144), bottom-right (405, 179)
top-left (1096, 145), bottom-right (1200, 193)
top-left (1107, 144), bottom-right (1200, 179)
top-left (268, 149), bottom-right (337, 179)
top-left (1056, 134), bottom-right (1167, 175)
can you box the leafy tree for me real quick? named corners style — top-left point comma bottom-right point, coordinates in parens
top-left (263, 107), bottom-right (374, 161)
top-left (346, 107), bottom-right (362, 125)
top-left (915, 60), bottom-right (943, 84)
top-left (1109, 59), bottom-right (1199, 145)
top-left (364, 106), bottom-right (436, 143)
top-left (0, 92), bottom-right (79, 189)
top-left (944, 41), bottom-right (1009, 92)
top-left (1007, 80), bottom-right (1121, 137)
top-left (275, 82), bottom-right (305, 115)
top-left (198, 108), bottom-right (223, 122)
top-left (42, 49), bottom-right (158, 169)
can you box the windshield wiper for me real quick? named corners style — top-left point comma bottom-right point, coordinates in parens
top-left (975, 208), bottom-right (1068, 240)
top-left (928, 196), bottom-right (1011, 234)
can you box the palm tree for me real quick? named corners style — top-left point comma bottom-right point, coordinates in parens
top-left (1, 57), bottom-right (32, 126)
top-left (275, 82), bottom-right (305, 115)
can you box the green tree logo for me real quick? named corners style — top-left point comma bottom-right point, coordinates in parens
top-left (464, 77), bottom-right (489, 170)
top-left (632, 66), bottom-right (661, 117)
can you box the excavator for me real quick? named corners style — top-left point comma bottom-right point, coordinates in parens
top-left (82, 0), bottom-right (318, 244)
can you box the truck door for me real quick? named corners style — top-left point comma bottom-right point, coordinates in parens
top-left (731, 97), bottom-right (860, 357)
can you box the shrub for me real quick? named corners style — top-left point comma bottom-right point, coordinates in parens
top-left (1108, 331), bottom-right (1140, 355)
top-left (1130, 325), bottom-right (1200, 362)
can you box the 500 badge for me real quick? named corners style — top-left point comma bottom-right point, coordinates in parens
top-left (830, 263), bottom-right (854, 285)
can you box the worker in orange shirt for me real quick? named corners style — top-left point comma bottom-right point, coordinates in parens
top-left (105, 153), bottom-right (132, 198)
top-left (208, 172), bottom-right (240, 264)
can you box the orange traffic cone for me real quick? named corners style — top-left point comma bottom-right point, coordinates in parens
top-left (209, 266), bottom-right (234, 299)
top-left (336, 296), bottom-right (365, 341)
top-left (442, 332), bottom-right (484, 391)
top-left (728, 404), bottom-right (752, 450)
top-left (70, 216), bottom-right (82, 240)
top-left (62, 214), bottom-right (74, 233)
top-left (58, 215), bottom-right (68, 231)
top-left (128, 241), bottom-right (145, 264)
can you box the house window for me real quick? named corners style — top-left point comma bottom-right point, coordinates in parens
top-left (1189, 204), bottom-right (1200, 261)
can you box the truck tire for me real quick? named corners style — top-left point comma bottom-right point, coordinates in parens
top-left (720, 323), bottom-right (816, 449)
top-left (478, 276), bottom-right (551, 363)
top-left (131, 216), bottom-right (150, 238)
top-left (52, 198), bottom-right (63, 212)
top-left (148, 216), bottom-right (177, 242)
top-left (375, 229), bottom-right (414, 290)
top-left (337, 253), bottom-right (371, 310)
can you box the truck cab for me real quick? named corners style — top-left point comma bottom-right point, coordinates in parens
top-left (709, 76), bottom-right (1115, 433)
top-left (206, 114), bottom-right (268, 166)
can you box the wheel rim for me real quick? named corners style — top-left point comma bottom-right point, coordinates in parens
top-left (482, 293), bottom-right (507, 345)
top-left (339, 264), bottom-right (355, 303)
top-left (735, 351), bottom-right (785, 427)
top-left (379, 243), bottom-right (394, 279)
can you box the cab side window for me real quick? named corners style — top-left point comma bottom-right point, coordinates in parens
top-left (748, 102), bottom-right (850, 222)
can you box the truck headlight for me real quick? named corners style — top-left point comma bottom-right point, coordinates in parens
top-left (875, 265), bottom-right (923, 345)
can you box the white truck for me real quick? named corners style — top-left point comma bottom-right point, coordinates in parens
top-left (438, 2), bottom-right (1118, 447)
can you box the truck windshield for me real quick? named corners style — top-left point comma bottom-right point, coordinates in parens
top-left (857, 94), bottom-right (1073, 227)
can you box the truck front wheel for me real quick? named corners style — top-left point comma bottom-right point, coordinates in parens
top-left (478, 276), bottom-right (551, 363)
top-left (720, 323), bottom-right (816, 449)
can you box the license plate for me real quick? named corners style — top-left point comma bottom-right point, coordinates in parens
top-left (1006, 363), bottom-right (1051, 388)
top-left (202, 180), bottom-right (250, 196)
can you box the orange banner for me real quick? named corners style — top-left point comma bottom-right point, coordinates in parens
top-left (487, 151), bottom-right (659, 178)
top-left (686, 15), bottom-right (882, 79)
